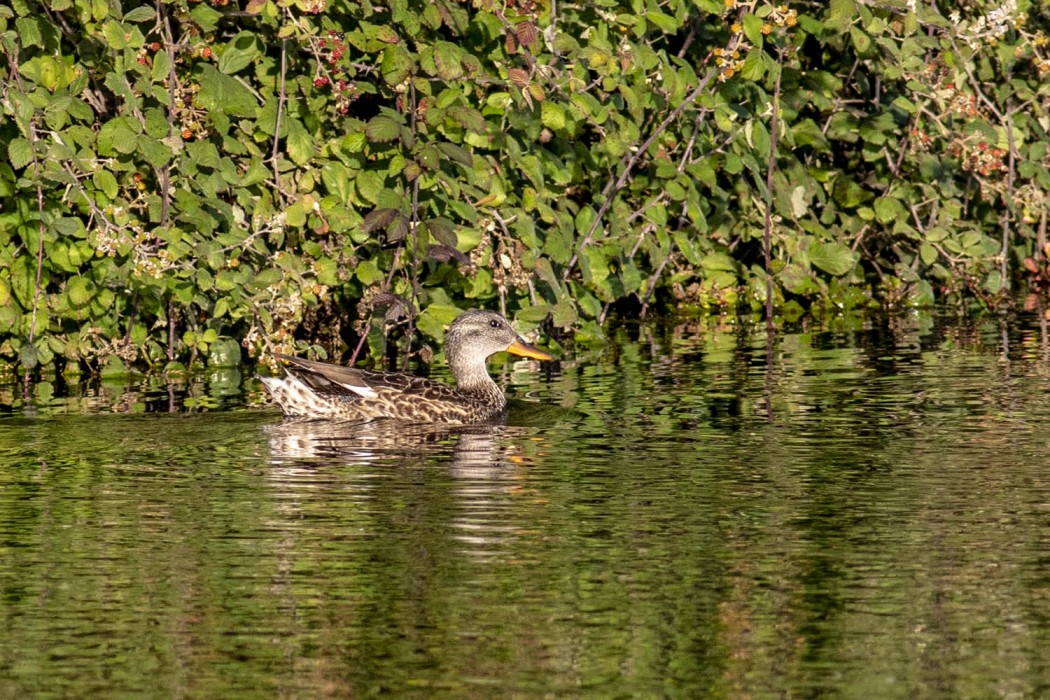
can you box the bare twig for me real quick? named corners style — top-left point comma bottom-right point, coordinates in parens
top-left (348, 244), bottom-right (403, 365)
top-left (271, 31), bottom-right (289, 205)
top-left (561, 38), bottom-right (737, 283)
top-left (1001, 101), bottom-right (1015, 294)
top-left (762, 53), bottom-right (783, 330)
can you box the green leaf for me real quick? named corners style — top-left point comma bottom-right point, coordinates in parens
top-left (218, 32), bottom-right (262, 75)
top-left (8, 138), bottom-right (33, 170)
top-left (809, 241), bottom-right (856, 276)
top-left (516, 305), bottom-right (554, 322)
top-left (381, 44), bottom-right (414, 86)
top-left (873, 196), bottom-right (904, 224)
top-left (742, 14), bottom-right (765, 46)
top-left (197, 65), bottom-right (257, 117)
top-left (435, 142), bottom-right (472, 168)
top-left (98, 117), bottom-right (141, 155)
top-left (252, 268), bottom-right (283, 289)
top-left (362, 208), bottom-right (400, 233)
top-left (284, 118), bottom-right (314, 166)
top-left (424, 218), bottom-right (458, 248)
top-left (139, 137), bottom-right (173, 168)
top-left (435, 42), bottom-right (463, 80)
top-left (850, 27), bottom-right (872, 54)
top-left (15, 18), bottom-right (44, 48)
top-left (447, 106), bottom-right (486, 133)
top-left (647, 12), bottom-right (679, 32)
top-left (541, 101), bottom-right (567, 131)
top-left (67, 276), bottom-right (95, 307)
top-left (828, 0), bottom-right (858, 31)
top-left (93, 170), bottom-right (119, 199)
top-left (365, 115), bottom-right (401, 142)
top-left (920, 242), bottom-right (938, 265)
top-left (101, 20), bottom-right (129, 49)
top-left (123, 6), bottom-right (155, 22)
top-left (190, 3), bottom-right (223, 32)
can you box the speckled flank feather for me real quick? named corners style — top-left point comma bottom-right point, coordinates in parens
top-left (260, 310), bottom-right (553, 423)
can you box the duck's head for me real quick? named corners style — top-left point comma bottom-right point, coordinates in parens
top-left (444, 310), bottom-right (553, 384)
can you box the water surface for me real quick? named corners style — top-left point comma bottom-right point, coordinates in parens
top-left (2, 314), bottom-right (1050, 697)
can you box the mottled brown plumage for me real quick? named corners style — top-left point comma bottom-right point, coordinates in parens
top-left (260, 310), bottom-right (553, 423)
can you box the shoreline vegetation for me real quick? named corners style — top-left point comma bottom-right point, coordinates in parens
top-left (2, 0), bottom-right (1049, 381)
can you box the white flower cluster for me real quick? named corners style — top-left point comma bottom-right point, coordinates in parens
top-left (951, 0), bottom-right (1019, 49)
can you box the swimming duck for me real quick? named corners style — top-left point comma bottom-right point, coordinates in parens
top-left (260, 309), bottom-right (554, 423)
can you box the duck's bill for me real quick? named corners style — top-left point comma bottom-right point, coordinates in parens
top-left (506, 338), bottom-right (554, 361)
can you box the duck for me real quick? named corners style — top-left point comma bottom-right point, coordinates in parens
top-left (259, 309), bottom-right (554, 423)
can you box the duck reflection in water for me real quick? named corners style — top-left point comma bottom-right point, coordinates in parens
top-left (263, 418), bottom-right (547, 561)
top-left (263, 417), bottom-right (535, 478)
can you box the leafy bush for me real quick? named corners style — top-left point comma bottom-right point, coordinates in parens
top-left (1, 0), bottom-right (1048, 375)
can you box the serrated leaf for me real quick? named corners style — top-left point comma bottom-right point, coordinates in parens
top-left (252, 268), bottom-right (283, 289)
top-left (92, 170), bottom-right (119, 199)
top-left (190, 4), bottom-right (223, 32)
top-left (647, 12), bottom-right (679, 33)
top-left (507, 68), bottom-right (529, 87)
top-left (516, 305), bottom-right (554, 322)
top-left (67, 276), bottom-right (94, 307)
top-left (809, 240), bottom-right (856, 276)
top-left (362, 208), bottom-right (399, 233)
top-left (435, 142), bottom-right (473, 167)
top-left (381, 44), bottom-right (414, 86)
top-left (433, 41), bottom-right (463, 80)
top-left (850, 26), bottom-right (871, 54)
top-left (828, 0), bottom-right (857, 31)
top-left (197, 66), bottom-right (257, 117)
top-left (427, 245), bottom-right (470, 265)
top-left (123, 6), bottom-right (155, 22)
top-left (151, 49), bottom-right (172, 82)
top-left (8, 138), bottom-right (33, 170)
top-left (387, 214), bottom-right (408, 243)
top-left (447, 106), bottom-right (486, 133)
top-left (516, 21), bottom-right (537, 48)
top-left (284, 118), bottom-right (314, 166)
top-left (541, 101), bottom-right (566, 130)
top-left (20, 344), bottom-right (38, 370)
top-left (742, 14), bottom-right (765, 46)
top-left (365, 115), bottom-right (401, 142)
top-left (15, 17), bottom-right (43, 48)
top-left (218, 32), bottom-right (262, 75)
top-left (424, 218), bottom-right (458, 248)
top-left (101, 20), bottom-right (129, 49)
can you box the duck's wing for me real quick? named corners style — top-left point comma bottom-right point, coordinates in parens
top-left (275, 353), bottom-right (438, 400)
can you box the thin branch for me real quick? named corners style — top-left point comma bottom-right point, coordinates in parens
top-left (763, 54), bottom-right (783, 330)
top-left (348, 244), bottom-right (403, 365)
top-left (271, 32), bottom-right (289, 206)
top-left (1001, 101), bottom-right (1015, 294)
top-left (561, 38), bottom-right (737, 282)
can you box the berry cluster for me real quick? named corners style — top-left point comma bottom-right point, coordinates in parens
top-left (172, 83), bottom-right (206, 140)
top-left (963, 141), bottom-right (1007, 178)
top-left (312, 30), bottom-right (361, 115)
top-left (712, 47), bottom-right (744, 81)
top-left (135, 40), bottom-right (167, 66)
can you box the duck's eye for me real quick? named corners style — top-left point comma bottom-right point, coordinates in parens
top-left (489, 319), bottom-right (501, 329)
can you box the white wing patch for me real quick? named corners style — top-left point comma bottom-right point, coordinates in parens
top-left (333, 380), bottom-right (379, 399)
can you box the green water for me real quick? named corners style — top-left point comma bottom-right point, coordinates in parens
top-left (2, 315), bottom-right (1050, 698)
